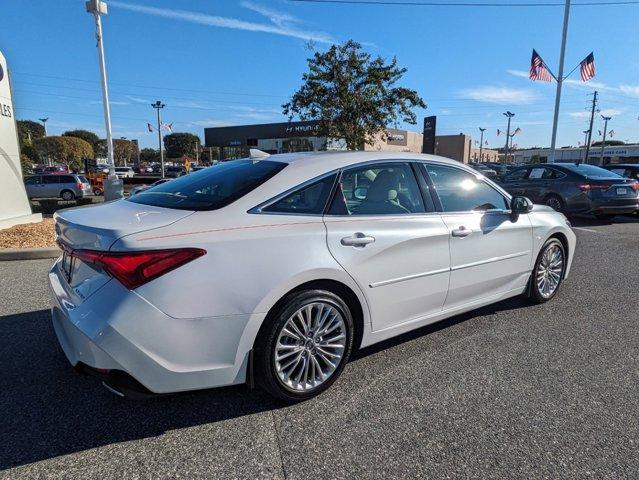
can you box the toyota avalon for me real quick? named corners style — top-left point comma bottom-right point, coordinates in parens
top-left (50, 151), bottom-right (575, 401)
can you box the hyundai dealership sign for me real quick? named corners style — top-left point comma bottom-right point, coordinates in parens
top-left (0, 50), bottom-right (41, 229)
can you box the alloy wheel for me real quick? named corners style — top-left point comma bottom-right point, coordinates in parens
top-left (274, 302), bottom-right (347, 392)
top-left (545, 196), bottom-right (563, 212)
top-left (536, 244), bottom-right (564, 299)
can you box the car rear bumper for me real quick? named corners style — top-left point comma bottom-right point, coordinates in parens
top-left (49, 261), bottom-right (259, 394)
top-left (588, 199), bottom-right (639, 215)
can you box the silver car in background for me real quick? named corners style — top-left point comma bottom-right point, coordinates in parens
top-left (25, 174), bottom-right (92, 200)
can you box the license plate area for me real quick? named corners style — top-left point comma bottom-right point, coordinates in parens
top-left (61, 251), bottom-right (74, 283)
top-left (616, 187), bottom-right (628, 195)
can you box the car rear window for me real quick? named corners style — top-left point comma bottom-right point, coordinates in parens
top-left (561, 164), bottom-right (621, 179)
top-left (78, 175), bottom-right (89, 183)
top-left (128, 159), bottom-right (286, 211)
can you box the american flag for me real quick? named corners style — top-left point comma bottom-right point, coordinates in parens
top-left (580, 52), bottom-right (596, 82)
top-left (161, 123), bottom-right (173, 133)
top-left (513, 127), bottom-right (522, 136)
top-left (530, 49), bottom-right (552, 82)
top-left (147, 122), bottom-right (154, 132)
top-left (496, 129), bottom-right (501, 136)
top-left (609, 130), bottom-right (615, 137)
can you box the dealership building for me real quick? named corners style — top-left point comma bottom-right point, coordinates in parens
top-left (512, 145), bottom-right (639, 164)
top-left (203, 120), bottom-right (498, 164)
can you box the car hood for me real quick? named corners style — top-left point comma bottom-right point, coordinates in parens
top-left (54, 199), bottom-right (194, 250)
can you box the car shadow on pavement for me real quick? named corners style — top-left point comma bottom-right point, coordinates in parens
top-left (0, 295), bottom-right (531, 470)
top-left (0, 309), bottom-right (279, 471)
top-left (568, 214), bottom-right (639, 227)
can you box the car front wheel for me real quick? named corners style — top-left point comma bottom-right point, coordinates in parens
top-left (254, 290), bottom-right (354, 402)
top-left (544, 194), bottom-right (564, 213)
top-left (528, 238), bottom-right (566, 303)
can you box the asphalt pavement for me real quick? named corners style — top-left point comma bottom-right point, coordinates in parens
top-left (1, 216), bottom-right (638, 479)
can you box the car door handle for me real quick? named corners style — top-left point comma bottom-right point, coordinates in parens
top-left (341, 233), bottom-right (376, 247)
top-left (451, 226), bottom-right (472, 237)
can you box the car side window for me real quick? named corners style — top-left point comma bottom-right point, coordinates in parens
top-left (329, 162), bottom-right (425, 215)
top-left (425, 164), bottom-right (508, 212)
top-left (25, 176), bottom-right (41, 185)
top-left (505, 168), bottom-right (529, 181)
top-left (59, 175), bottom-right (75, 184)
top-left (609, 168), bottom-right (629, 178)
top-left (262, 174), bottom-right (336, 215)
top-left (42, 175), bottom-right (59, 184)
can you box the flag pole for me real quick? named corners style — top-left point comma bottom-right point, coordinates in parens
top-left (549, 0), bottom-right (571, 164)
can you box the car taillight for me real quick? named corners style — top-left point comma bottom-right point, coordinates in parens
top-left (77, 182), bottom-right (83, 189)
top-left (577, 183), bottom-right (611, 192)
top-left (630, 182), bottom-right (639, 192)
top-left (72, 248), bottom-right (206, 289)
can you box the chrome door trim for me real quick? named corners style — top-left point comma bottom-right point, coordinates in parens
top-left (451, 250), bottom-right (531, 272)
top-left (369, 267), bottom-right (450, 289)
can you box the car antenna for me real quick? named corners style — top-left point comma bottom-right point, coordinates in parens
top-left (249, 149), bottom-right (270, 160)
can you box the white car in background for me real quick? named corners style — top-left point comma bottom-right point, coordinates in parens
top-left (50, 151), bottom-right (575, 401)
top-left (114, 166), bottom-right (135, 179)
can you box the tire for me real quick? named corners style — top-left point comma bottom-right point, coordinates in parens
top-left (527, 238), bottom-right (566, 304)
top-left (60, 190), bottom-right (75, 201)
top-left (93, 188), bottom-right (103, 196)
top-left (543, 194), bottom-right (565, 213)
top-left (254, 289), bottom-right (354, 402)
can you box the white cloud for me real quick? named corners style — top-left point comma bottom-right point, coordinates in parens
top-left (109, 1), bottom-right (335, 44)
top-left (459, 86), bottom-right (538, 105)
top-left (569, 108), bottom-right (622, 118)
top-left (506, 69), bottom-right (530, 79)
top-left (619, 85), bottom-right (639, 98)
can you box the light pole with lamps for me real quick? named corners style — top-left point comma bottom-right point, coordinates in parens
top-left (478, 127), bottom-right (486, 163)
top-left (599, 115), bottom-right (611, 166)
top-left (85, 0), bottom-right (122, 200)
top-left (151, 101), bottom-right (166, 177)
top-left (503, 111), bottom-right (515, 163)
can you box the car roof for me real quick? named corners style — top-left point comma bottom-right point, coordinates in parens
top-left (266, 150), bottom-right (463, 172)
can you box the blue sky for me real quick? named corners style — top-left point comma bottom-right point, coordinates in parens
top-left (3, 0), bottom-right (639, 149)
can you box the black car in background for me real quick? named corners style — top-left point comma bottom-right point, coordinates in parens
top-left (499, 163), bottom-right (639, 218)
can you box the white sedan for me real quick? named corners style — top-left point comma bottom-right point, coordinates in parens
top-left (50, 151), bottom-right (575, 401)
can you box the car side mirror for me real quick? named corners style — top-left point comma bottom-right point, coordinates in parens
top-left (510, 196), bottom-right (533, 215)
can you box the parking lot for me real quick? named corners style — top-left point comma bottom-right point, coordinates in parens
top-left (1, 216), bottom-right (637, 479)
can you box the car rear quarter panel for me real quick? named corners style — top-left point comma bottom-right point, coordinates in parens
top-left (112, 210), bottom-right (370, 323)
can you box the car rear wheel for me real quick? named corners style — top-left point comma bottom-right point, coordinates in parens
top-left (254, 290), bottom-right (354, 402)
top-left (528, 238), bottom-right (566, 303)
top-left (61, 190), bottom-right (75, 201)
top-left (544, 194), bottom-right (564, 213)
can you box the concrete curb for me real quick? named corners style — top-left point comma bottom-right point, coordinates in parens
top-left (0, 247), bottom-right (61, 261)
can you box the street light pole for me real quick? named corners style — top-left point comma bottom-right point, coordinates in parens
top-left (478, 127), bottom-right (486, 164)
top-left (549, 0), bottom-right (571, 164)
top-left (85, 0), bottom-right (122, 200)
top-left (503, 111), bottom-right (514, 163)
top-left (599, 115), bottom-right (611, 166)
top-left (39, 117), bottom-right (50, 165)
top-left (152, 101), bottom-right (166, 177)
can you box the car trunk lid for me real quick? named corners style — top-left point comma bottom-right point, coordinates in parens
top-left (53, 200), bottom-right (194, 305)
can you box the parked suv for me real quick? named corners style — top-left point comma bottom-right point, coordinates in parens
top-left (24, 174), bottom-right (92, 200)
top-left (500, 163), bottom-right (639, 218)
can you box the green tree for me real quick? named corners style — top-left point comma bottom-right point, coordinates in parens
top-left (163, 132), bottom-right (200, 159)
top-left (17, 120), bottom-right (45, 148)
top-left (95, 139), bottom-right (139, 166)
top-left (63, 129), bottom-right (100, 150)
top-left (140, 147), bottom-right (159, 163)
top-left (283, 40), bottom-right (426, 150)
top-left (33, 136), bottom-right (93, 171)
top-left (591, 140), bottom-right (625, 147)
top-left (20, 154), bottom-right (34, 176)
